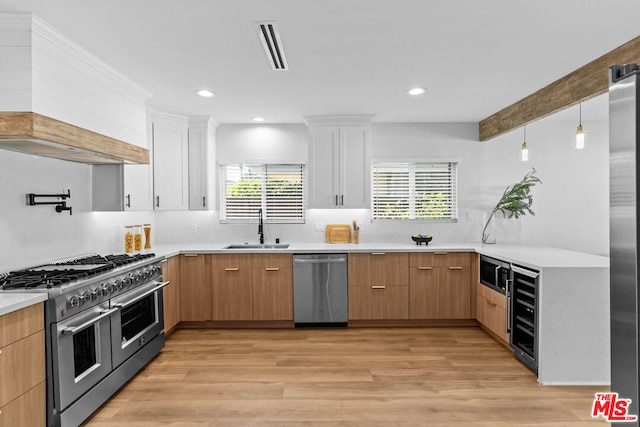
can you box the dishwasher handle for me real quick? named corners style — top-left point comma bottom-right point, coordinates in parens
top-left (294, 256), bottom-right (347, 264)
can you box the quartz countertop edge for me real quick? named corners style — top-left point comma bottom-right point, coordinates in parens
top-left (148, 242), bottom-right (609, 270)
top-left (0, 292), bottom-right (47, 316)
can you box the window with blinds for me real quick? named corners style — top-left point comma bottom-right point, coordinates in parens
top-left (371, 162), bottom-right (457, 221)
top-left (221, 164), bottom-right (305, 223)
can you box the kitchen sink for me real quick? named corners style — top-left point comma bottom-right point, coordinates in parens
top-left (223, 243), bottom-right (290, 249)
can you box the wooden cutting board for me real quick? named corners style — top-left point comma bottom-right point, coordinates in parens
top-left (325, 224), bottom-right (352, 243)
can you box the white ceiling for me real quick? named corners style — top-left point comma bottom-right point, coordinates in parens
top-left (1, 0), bottom-right (638, 125)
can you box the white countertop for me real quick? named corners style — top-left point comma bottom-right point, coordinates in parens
top-left (148, 241), bottom-right (609, 270)
top-left (0, 292), bottom-right (47, 316)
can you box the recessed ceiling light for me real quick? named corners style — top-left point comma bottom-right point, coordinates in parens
top-left (197, 89), bottom-right (215, 97)
top-left (407, 87), bottom-right (427, 96)
top-left (252, 117), bottom-right (265, 122)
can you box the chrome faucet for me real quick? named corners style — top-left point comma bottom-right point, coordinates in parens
top-left (258, 208), bottom-right (264, 244)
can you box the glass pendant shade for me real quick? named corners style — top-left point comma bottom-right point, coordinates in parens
top-left (576, 124), bottom-right (585, 149)
top-left (521, 142), bottom-right (529, 161)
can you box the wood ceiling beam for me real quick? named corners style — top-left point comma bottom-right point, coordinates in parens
top-left (479, 35), bottom-right (640, 141)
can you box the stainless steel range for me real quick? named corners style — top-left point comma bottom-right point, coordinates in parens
top-left (0, 253), bottom-right (168, 427)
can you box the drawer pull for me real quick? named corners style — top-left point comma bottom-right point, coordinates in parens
top-left (265, 267), bottom-right (280, 271)
top-left (486, 300), bottom-right (497, 307)
top-left (224, 267), bottom-right (239, 271)
top-left (371, 252), bottom-right (386, 255)
top-left (184, 254), bottom-right (199, 257)
top-left (417, 266), bottom-right (433, 270)
top-left (448, 266), bottom-right (463, 270)
top-left (434, 252), bottom-right (448, 255)
top-left (371, 285), bottom-right (386, 289)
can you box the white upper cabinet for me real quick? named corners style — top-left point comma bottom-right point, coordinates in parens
top-left (151, 112), bottom-right (189, 211)
top-left (306, 115), bottom-right (373, 209)
top-left (188, 117), bottom-right (218, 211)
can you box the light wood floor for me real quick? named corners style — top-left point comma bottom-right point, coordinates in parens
top-left (84, 327), bottom-right (608, 426)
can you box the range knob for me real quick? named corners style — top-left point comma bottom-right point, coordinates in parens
top-left (114, 279), bottom-right (124, 290)
top-left (80, 291), bottom-right (91, 304)
top-left (69, 295), bottom-right (81, 308)
top-left (148, 265), bottom-right (157, 276)
top-left (123, 275), bottom-right (132, 286)
top-left (93, 287), bottom-right (104, 299)
top-left (135, 271), bottom-right (143, 282)
top-left (104, 283), bottom-right (115, 293)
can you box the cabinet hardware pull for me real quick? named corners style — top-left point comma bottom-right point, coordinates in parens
top-left (417, 266), bottom-right (433, 270)
top-left (156, 195), bottom-right (160, 208)
top-left (335, 195), bottom-right (339, 206)
top-left (341, 194), bottom-right (344, 205)
top-left (265, 267), bottom-right (280, 271)
top-left (125, 194), bottom-right (131, 208)
top-left (434, 252), bottom-right (447, 255)
top-left (203, 196), bottom-right (206, 207)
top-left (448, 266), bottom-right (463, 270)
top-left (184, 254), bottom-right (199, 257)
top-left (371, 252), bottom-right (386, 255)
top-left (225, 267), bottom-right (239, 271)
top-left (371, 285), bottom-right (386, 289)
top-left (486, 300), bottom-right (497, 307)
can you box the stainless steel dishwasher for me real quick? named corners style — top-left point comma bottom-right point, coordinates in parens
top-left (293, 254), bottom-right (348, 326)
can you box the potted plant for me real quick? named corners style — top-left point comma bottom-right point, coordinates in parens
top-left (482, 168), bottom-right (541, 244)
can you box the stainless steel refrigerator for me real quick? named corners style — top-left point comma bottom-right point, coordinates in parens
top-left (610, 63), bottom-right (640, 426)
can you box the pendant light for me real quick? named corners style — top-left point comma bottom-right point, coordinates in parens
top-left (576, 103), bottom-right (585, 149)
top-left (521, 126), bottom-right (529, 162)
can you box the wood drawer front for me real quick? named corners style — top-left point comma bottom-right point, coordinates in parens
top-left (348, 286), bottom-right (409, 320)
top-left (211, 254), bottom-right (253, 270)
top-left (409, 252), bottom-right (434, 267)
top-left (252, 254), bottom-right (292, 269)
top-left (0, 381), bottom-right (45, 427)
top-left (433, 252), bottom-right (471, 267)
top-left (0, 303), bottom-right (44, 348)
top-left (348, 253), bottom-right (409, 287)
top-left (476, 283), bottom-right (506, 308)
top-left (0, 330), bottom-right (45, 407)
top-left (476, 295), bottom-right (509, 343)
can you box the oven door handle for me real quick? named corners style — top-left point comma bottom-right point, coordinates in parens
top-left (112, 281), bottom-right (170, 310)
top-left (62, 307), bottom-right (119, 335)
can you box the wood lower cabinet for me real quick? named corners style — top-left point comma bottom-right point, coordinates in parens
top-left (410, 252), bottom-right (472, 319)
top-left (476, 282), bottom-right (509, 343)
top-left (0, 303), bottom-right (45, 426)
top-left (252, 255), bottom-right (293, 321)
top-left (179, 253), bottom-right (209, 321)
top-left (162, 255), bottom-right (181, 332)
top-left (211, 254), bottom-right (253, 321)
top-left (210, 254), bottom-right (293, 322)
top-left (348, 253), bottom-right (409, 320)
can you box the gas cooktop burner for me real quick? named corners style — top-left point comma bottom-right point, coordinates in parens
top-left (0, 253), bottom-right (156, 290)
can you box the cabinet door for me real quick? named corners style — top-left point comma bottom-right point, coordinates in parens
top-left (348, 286), bottom-right (409, 320)
top-left (339, 125), bottom-right (370, 208)
top-left (179, 254), bottom-right (208, 321)
top-left (188, 121), bottom-right (216, 211)
top-left (252, 267), bottom-right (293, 321)
top-left (477, 295), bottom-right (509, 343)
top-left (211, 255), bottom-right (253, 321)
top-left (409, 266), bottom-right (439, 319)
top-left (162, 256), bottom-right (181, 331)
top-left (123, 164), bottom-right (153, 211)
top-left (0, 381), bottom-right (45, 427)
top-left (152, 116), bottom-right (189, 210)
top-left (439, 253), bottom-right (471, 319)
top-left (308, 125), bottom-right (340, 208)
top-left (0, 330), bottom-right (45, 408)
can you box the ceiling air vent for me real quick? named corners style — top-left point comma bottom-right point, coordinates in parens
top-left (255, 21), bottom-right (289, 71)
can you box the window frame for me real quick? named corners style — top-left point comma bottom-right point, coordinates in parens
top-left (220, 163), bottom-right (306, 224)
top-left (371, 159), bottom-right (459, 223)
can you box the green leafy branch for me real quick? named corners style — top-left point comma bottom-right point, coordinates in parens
top-left (482, 168), bottom-right (541, 243)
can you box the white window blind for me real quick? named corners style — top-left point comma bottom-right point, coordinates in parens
top-left (221, 164), bottom-right (305, 223)
top-left (372, 162), bottom-right (457, 221)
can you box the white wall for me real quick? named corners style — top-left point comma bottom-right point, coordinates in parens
top-left (0, 113), bottom-right (610, 272)
top-left (480, 116), bottom-right (609, 256)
